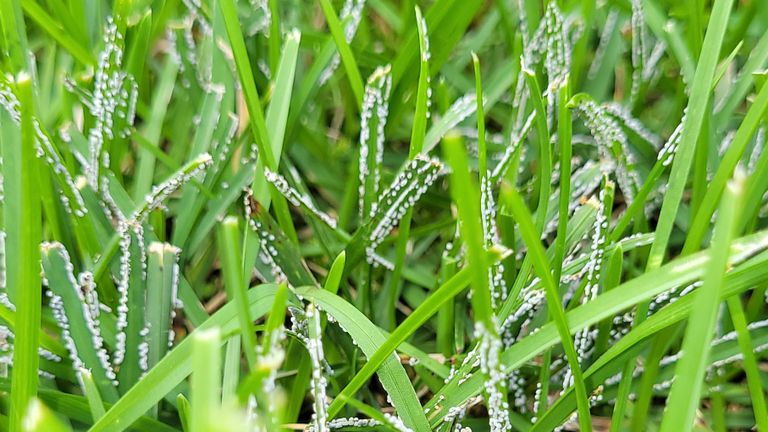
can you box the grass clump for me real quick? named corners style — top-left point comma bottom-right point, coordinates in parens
top-left (2, 0), bottom-right (768, 431)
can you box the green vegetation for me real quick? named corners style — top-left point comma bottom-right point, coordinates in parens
top-left (1, 0), bottom-right (768, 431)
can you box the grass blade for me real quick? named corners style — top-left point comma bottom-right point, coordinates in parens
top-left (318, 0), bottom-right (365, 108)
top-left (660, 172), bottom-right (743, 431)
top-left (7, 75), bottom-right (43, 432)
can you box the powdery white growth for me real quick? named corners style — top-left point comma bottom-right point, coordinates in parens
top-left (562, 181), bottom-right (612, 393)
top-left (571, 97), bottom-right (641, 204)
top-left (382, 413), bottom-right (415, 432)
top-left (630, 0), bottom-right (649, 101)
top-left (113, 221), bottom-right (146, 367)
top-left (604, 103), bottom-right (662, 149)
top-left (319, 0), bottom-right (366, 85)
top-left (181, 0), bottom-right (212, 34)
top-left (718, 130), bottom-right (736, 157)
top-left (165, 245), bottom-right (183, 347)
top-left (131, 153), bottom-right (213, 223)
top-left (644, 40), bottom-right (667, 81)
top-left (475, 321), bottom-right (512, 432)
top-left (34, 121), bottom-right (88, 217)
top-left (748, 127), bottom-right (765, 174)
top-left (708, 342), bottom-right (768, 371)
top-left (42, 243), bottom-right (116, 385)
top-left (657, 116), bottom-right (685, 166)
top-left (138, 326), bottom-right (150, 373)
top-left (264, 168), bottom-right (338, 229)
top-left (306, 305), bottom-right (329, 432)
top-left (245, 0), bottom-right (271, 36)
top-left (504, 283), bottom-right (545, 330)
top-left (0, 79), bottom-right (21, 122)
top-left (425, 94), bottom-right (478, 152)
top-left (541, 2), bottom-right (571, 89)
top-left (649, 281), bottom-right (702, 314)
top-left (307, 416), bottom-right (412, 431)
top-left (0, 80), bottom-right (87, 217)
top-left (366, 156), bottom-right (444, 264)
top-left (492, 112), bottom-right (536, 182)
top-left (245, 196), bottom-right (289, 283)
top-left (480, 176), bottom-right (508, 309)
top-left (588, 10), bottom-right (620, 80)
top-left (358, 65), bottom-right (393, 219)
top-left (86, 17), bottom-right (138, 188)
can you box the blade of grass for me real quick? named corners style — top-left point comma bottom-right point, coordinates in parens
top-left (725, 295), bottom-right (768, 431)
top-left (90, 284), bottom-right (290, 431)
top-left (145, 243), bottom-right (181, 384)
top-left (384, 7), bottom-right (429, 329)
top-left (217, 216), bottom-right (258, 370)
top-left (473, 53), bottom-right (487, 176)
top-left (21, 0), bottom-right (95, 66)
top-left (428, 229), bottom-right (768, 428)
top-left (0, 0), bottom-right (30, 72)
top-left (500, 183), bottom-right (593, 431)
top-left (41, 243), bottom-right (119, 403)
top-left (8, 75), bottom-right (43, 432)
top-left (532, 249), bottom-right (768, 430)
top-left (617, 0), bottom-right (735, 422)
top-left (251, 29), bottom-right (302, 209)
top-left (191, 328), bottom-right (221, 432)
top-left (131, 56), bottom-right (178, 201)
top-left (77, 369), bottom-right (106, 422)
top-left (644, 0), bottom-right (733, 271)
top-left (683, 79), bottom-right (768, 254)
top-left (21, 399), bottom-right (71, 432)
top-left (522, 66), bottom-right (552, 232)
top-left (310, 249), bottom-right (504, 423)
top-left (318, 0), bottom-right (364, 110)
top-left (659, 172), bottom-right (743, 432)
top-left (441, 131), bottom-right (493, 327)
top-left (296, 285), bottom-right (435, 431)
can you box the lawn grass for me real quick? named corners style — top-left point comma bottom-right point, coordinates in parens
top-left (2, 0), bottom-right (768, 431)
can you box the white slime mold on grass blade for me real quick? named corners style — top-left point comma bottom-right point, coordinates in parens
top-left (358, 65), bottom-right (393, 219)
top-left (306, 304), bottom-right (329, 432)
top-left (131, 153), bottom-right (213, 223)
top-left (475, 321), bottom-right (512, 432)
top-left (86, 17), bottom-right (138, 188)
top-left (319, 0), bottom-right (366, 85)
top-left (265, 168), bottom-right (338, 229)
top-left (365, 155), bottom-right (443, 264)
top-left (481, 176), bottom-right (508, 309)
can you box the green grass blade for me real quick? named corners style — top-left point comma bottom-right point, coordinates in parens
top-left (191, 328), bottom-right (221, 432)
top-left (660, 172), bottom-right (743, 432)
top-left (8, 75), bottom-right (43, 432)
top-left (645, 0), bottom-right (734, 271)
top-left (441, 132), bottom-right (492, 326)
top-left (21, 0), bottom-right (94, 66)
top-left (318, 0), bottom-right (364, 109)
top-left (41, 243), bottom-right (119, 403)
top-left (312, 249), bottom-right (503, 421)
top-left (296, 286), bottom-right (432, 431)
top-left (683, 79), bottom-right (768, 254)
top-left (22, 399), bottom-right (71, 432)
top-left (144, 242), bottom-right (181, 393)
top-left (725, 296), bottom-right (768, 431)
top-left (500, 183), bottom-right (593, 431)
top-left (77, 369), bottom-right (106, 422)
top-left (472, 53), bottom-right (487, 176)
top-left (90, 284), bottom-right (288, 431)
top-left (217, 216), bottom-right (258, 369)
